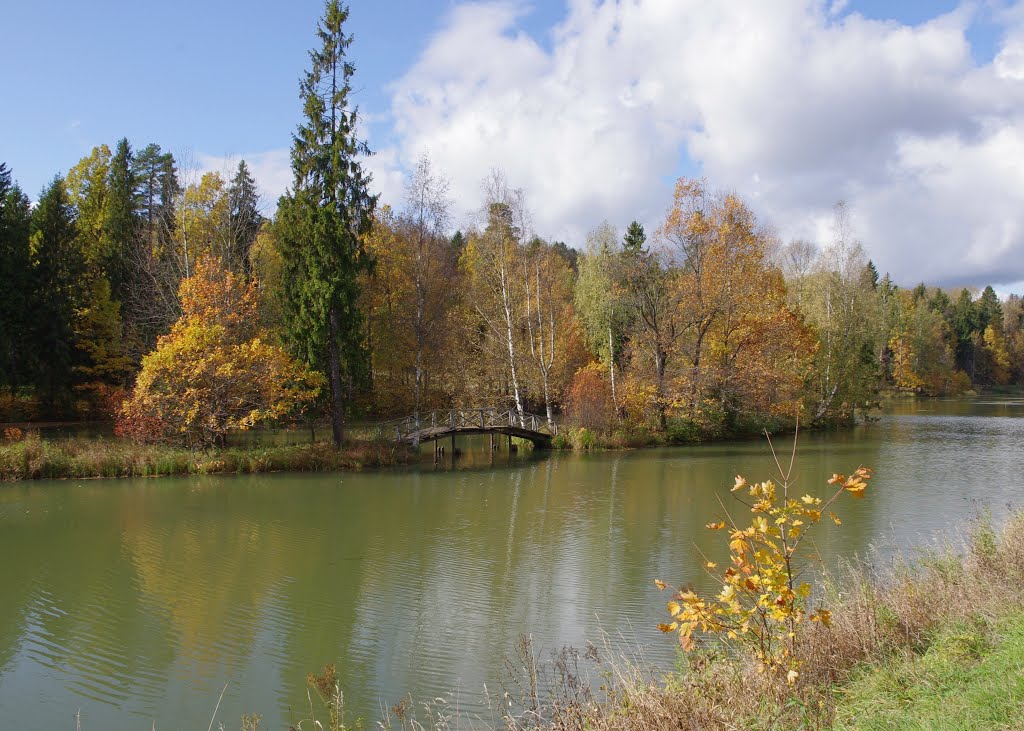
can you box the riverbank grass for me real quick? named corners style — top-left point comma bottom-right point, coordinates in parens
top-left (833, 612), bottom-right (1024, 730)
top-left (486, 511), bottom-right (1024, 731)
top-left (0, 433), bottom-right (413, 481)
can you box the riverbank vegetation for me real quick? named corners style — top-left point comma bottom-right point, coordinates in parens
top-left (3, 0), bottom-right (1024, 458)
top-left (0, 431), bottom-right (411, 481)
top-left (284, 512), bottom-right (1024, 731)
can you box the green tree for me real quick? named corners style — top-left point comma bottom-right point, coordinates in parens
top-left (103, 138), bottom-right (139, 297)
top-left (66, 144), bottom-right (112, 269)
top-left (623, 220), bottom-right (647, 254)
top-left (30, 177), bottom-right (85, 409)
top-left (275, 0), bottom-right (377, 446)
top-left (0, 163), bottom-right (34, 391)
top-left (977, 285), bottom-right (1003, 332)
top-left (228, 159), bottom-right (262, 276)
top-left (575, 221), bottom-right (626, 411)
top-left (950, 288), bottom-right (979, 378)
top-left (133, 143), bottom-right (178, 256)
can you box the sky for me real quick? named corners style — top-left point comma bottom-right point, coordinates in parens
top-left (4, 0), bottom-right (1024, 291)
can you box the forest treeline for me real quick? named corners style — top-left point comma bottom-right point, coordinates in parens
top-left (3, 150), bottom-right (1021, 441)
top-left (2, 1), bottom-right (1023, 447)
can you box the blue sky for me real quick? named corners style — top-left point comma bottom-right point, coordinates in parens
top-left (3, 1), bottom-right (1024, 288)
top-left (2, 1), bottom-right (563, 197)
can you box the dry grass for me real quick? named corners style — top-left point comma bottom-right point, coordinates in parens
top-left (484, 511), bottom-right (1024, 731)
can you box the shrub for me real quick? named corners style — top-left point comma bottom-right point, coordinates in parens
top-left (569, 427), bottom-right (598, 450)
top-left (657, 434), bottom-right (873, 683)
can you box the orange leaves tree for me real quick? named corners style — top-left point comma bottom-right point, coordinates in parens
top-left (661, 179), bottom-right (814, 424)
top-left (118, 256), bottom-right (322, 449)
top-left (657, 440), bottom-right (872, 681)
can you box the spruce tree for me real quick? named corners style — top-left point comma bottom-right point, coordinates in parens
top-left (0, 163), bottom-right (33, 391)
top-left (103, 138), bottom-right (139, 297)
top-left (276, 0), bottom-right (377, 446)
top-left (30, 177), bottom-right (84, 409)
top-left (228, 160), bottom-right (261, 275)
top-left (623, 220), bottom-right (647, 254)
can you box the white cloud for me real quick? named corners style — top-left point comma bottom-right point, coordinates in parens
top-left (378, 0), bottom-right (1024, 287)
top-left (197, 149), bottom-right (292, 214)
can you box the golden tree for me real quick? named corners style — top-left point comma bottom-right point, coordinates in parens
top-left (118, 256), bottom-right (322, 448)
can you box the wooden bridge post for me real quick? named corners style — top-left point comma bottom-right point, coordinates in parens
top-left (450, 432), bottom-right (456, 462)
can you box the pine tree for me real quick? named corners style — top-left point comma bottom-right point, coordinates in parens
top-left (133, 143), bottom-right (178, 255)
top-left (276, 0), bottom-right (377, 446)
top-left (30, 177), bottom-right (85, 409)
top-left (227, 160), bottom-right (261, 275)
top-left (0, 163), bottom-right (34, 390)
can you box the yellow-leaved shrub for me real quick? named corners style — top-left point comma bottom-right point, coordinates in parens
top-left (657, 437), bottom-right (872, 682)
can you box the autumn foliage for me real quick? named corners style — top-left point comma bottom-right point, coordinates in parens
top-left (117, 256), bottom-right (322, 449)
top-left (564, 362), bottom-right (616, 433)
top-left (658, 438), bottom-right (872, 682)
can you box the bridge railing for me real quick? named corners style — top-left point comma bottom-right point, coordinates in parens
top-left (375, 407), bottom-right (556, 443)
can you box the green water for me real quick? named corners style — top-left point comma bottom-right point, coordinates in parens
top-left (1, 397), bottom-right (1023, 729)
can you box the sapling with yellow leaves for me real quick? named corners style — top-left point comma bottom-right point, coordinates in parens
top-left (657, 434), bottom-right (872, 683)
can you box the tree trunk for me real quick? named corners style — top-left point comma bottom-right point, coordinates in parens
top-left (608, 325), bottom-right (617, 413)
top-left (328, 308), bottom-right (345, 447)
top-left (656, 347), bottom-right (668, 431)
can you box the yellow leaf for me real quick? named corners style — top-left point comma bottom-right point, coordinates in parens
top-left (732, 475), bottom-right (748, 492)
top-left (787, 669), bottom-right (799, 685)
top-left (829, 512), bottom-right (842, 526)
top-left (654, 579), bottom-right (667, 590)
top-left (667, 601), bottom-right (681, 616)
top-left (801, 495), bottom-right (816, 504)
top-left (705, 521), bottom-right (726, 530)
top-left (705, 561), bottom-right (717, 569)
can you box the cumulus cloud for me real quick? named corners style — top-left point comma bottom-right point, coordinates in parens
top-left (198, 138), bottom-right (404, 218)
top-left (197, 149), bottom-right (293, 214)
top-left (379, 0), bottom-right (1024, 287)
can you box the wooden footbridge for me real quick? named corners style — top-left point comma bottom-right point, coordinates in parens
top-left (379, 408), bottom-right (556, 451)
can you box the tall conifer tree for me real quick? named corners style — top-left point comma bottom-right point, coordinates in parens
top-left (103, 138), bottom-right (138, 297)
top-left (228, 160), bottom-right (261, 275)
top-left (0, 163), bottom-right (34, 390)
top-left (30, 177), bottom-right (84, 408)
top-left (276, 0), bottom-right (377, 446)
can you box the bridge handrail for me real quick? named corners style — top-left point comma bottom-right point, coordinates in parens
top-left (375, 407), bottom-right (556, 442)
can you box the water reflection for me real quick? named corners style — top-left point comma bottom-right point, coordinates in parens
top-left (0, 397), bottom-right (1023, 728)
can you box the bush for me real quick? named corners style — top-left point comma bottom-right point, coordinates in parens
top-left (664, 418), bottom-right (702, 444)
top-left (657, 436), bottom-right (873, 681)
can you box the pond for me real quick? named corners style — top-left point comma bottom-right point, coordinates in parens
top-left (1, 397), bottom-right (1022, 729)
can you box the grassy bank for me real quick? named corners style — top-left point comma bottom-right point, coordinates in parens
top-left (0, 433), bottom-right (414, 481)
top-left (494, 511), bottom-right (1024, 731)
top-left (331, 511), bottom-right (1024, 731)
